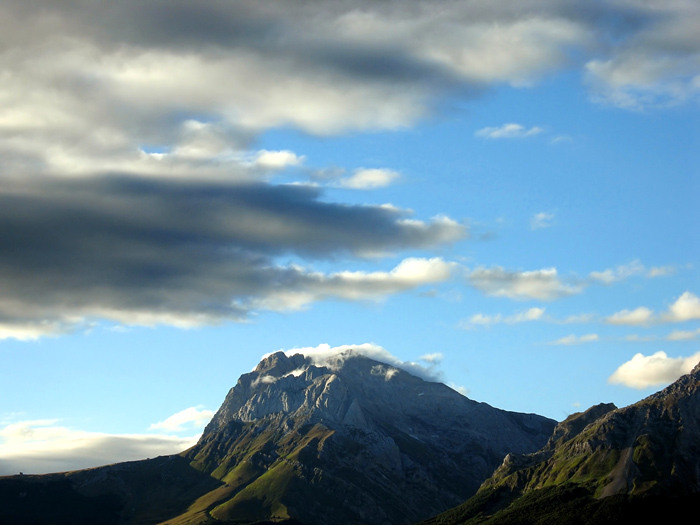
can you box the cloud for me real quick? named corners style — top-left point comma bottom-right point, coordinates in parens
top-left (0, 1), bottom-right (695, 340)
top-left (604, 292), bottom-right (700, 328)
top-left (0, 420), bottom-right (197, 475)
top-left (647, 265), bottom-right (677, 278)
top-left (337, 168), bottom-right (401, 189)
top-left (0, 175), bottom-right (465, 339)
top-left (419, 353), bottom-right (444, 364)
top-left (665, 291), bottom-right (700, 322)
top-left (666, 328), bottom-right (700, 341)
top-left (0, 1), bottom-right (694, 184)
top-left (589, 261), bottom-right (679, 285)
top-left (606, 307), bottom-right (655, 326)
top-left (468, 266), bottom-right (582, 300)
top-left (249, 150), bottom-right (305, 171)
top-left (608, 351), bottom-right (700, 389)
top-left (280, 343), bottom-right (444, 383)
top-left (475, 123), bottom-right (543, 139)
top-left (550, 333), bottom-right (599, 345)
top-left (249, 257), bottom-right (460, 312)
top-left (585, 1), bottom-right (700, 108)
top-left (589, 260), bottom-right (646, 284)
top-left (148, 407), bottom-right (214, 432)
top-left (531, 212), bottom-right (555, 230)
top-left (461, 307), bottom-right (546, 328)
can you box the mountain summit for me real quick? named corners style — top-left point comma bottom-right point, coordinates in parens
top-left (182, 349), bottom-right (555, 524)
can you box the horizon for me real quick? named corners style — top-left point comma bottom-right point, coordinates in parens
top-left (1, 0), bottom-right (698, 476)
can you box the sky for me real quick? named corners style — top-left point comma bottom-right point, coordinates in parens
top-left (0, 0), bottom-right (698, 475)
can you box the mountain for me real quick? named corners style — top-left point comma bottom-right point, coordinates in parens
top-left (423, 360), bottom-right (700, 524)
top-left (180, 350), bottom-right (556, 524)
top-left (0, 349), bottom-right (556, 525)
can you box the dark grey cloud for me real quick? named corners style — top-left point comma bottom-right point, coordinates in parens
top-left (0, 175), bottom-right (464, 337)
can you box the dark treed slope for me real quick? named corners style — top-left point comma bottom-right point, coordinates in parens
top-left (423, 361), bottom-right (700, 525)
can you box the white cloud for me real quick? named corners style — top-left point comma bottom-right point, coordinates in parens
top-left (337, 168), bottom-right (400, 189)
top-left (250, 257), bottom-right (459, 312)
top-left (665, 291), bottom-right (700, 322)
top-left (250, 149), bottom-right (305, 170)
top-left (461, 307), bottom-right (546, 328)
top-left (608, 351), bottom-right (700, 389)
top-left (550, 333), bottom-right (599, 346)
top-left (475, 123), bottom-right (543, 139)
top-left (280, 343), bottom-right (444, 383)
top-left (468, 266), bottom-right (582, 301)
top-left (560, 313), bottom-right (597, 324)
top-left (647, 265), bottom-right (677, 278)
top-left (606, 307), bottom-right (654, 326)
top-left (590, 260), bottom-right (646, 284)
top-left (0, 420), bottom-right (197, 475)
top-left (666, 328), bottom-right (700, 341)
top-left (531, 212), bottom-right (555, 230)
top-left (604, 292), bottom-right (700, 328)
top-left (419, 353), bottom-right (444, 364)
top-left (148, 407), bottom-right (214, 432)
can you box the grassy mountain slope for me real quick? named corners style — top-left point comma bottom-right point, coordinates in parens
top-left (423, 362), bottom-right (700, 524)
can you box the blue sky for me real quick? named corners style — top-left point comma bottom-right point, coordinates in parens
top-left (0, 0), bottom-right (698, 475)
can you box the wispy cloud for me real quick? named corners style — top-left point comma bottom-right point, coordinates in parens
top-left (148, 407), bottom-right (214, 433)
top-left (531, 212), bottom-right (555, 230)
top-left (666, 328), bottom-right (700, 341)
top-left (336, 168), bottom-right (400, 189)
top-left (549, 333), bottom-right (599, 346)
top-left (475, 123), bottom-right (543, 139)
top-left (608, 351), bottom-right (700, 389)
top-left (589, 260), bottom-right (647, 284)
top-left (460, 307), bottom-right (546, 328)
top-left (468, 266), bottom-right (582, 301)
top-left (606, 307), bottom-right (655, 326)
top-left (605, 291), bottom-right (700, 326)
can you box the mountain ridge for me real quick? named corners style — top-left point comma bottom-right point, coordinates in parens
top-left (423, 360), bottom-right (700, 524)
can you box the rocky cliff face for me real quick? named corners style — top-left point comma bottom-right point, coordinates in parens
top-left (183, 350), bottom-right (556, 525)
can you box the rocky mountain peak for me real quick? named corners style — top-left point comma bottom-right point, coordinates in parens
top-left (188, 349), bottom-right (556, 524)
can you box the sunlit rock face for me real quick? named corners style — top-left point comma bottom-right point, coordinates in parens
top-left (189, 350), bottom-right (556, 525)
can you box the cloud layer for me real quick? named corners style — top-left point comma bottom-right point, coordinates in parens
top-left (0, 1), bottom-right (697, 338)
top-left (0, 406), bottom-right (213, 475)
top-left (0, 175), bottom-right (464, 339)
